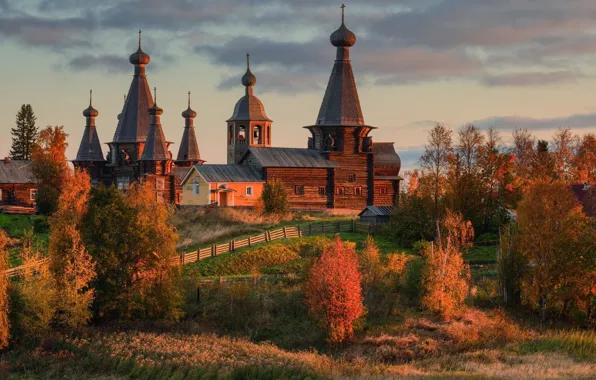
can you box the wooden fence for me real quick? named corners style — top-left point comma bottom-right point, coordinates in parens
top-left (170, 220), bottom-right (374, 266)
top-left (5, 220), bottom-right (377, 277)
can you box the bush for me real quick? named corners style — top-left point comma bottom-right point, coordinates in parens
top-left (383, 193), bottom-right (434, 248)
top-left (261, 179), bottom-right (288, 215)
top-left (412, 240), bottom-right (431, 256)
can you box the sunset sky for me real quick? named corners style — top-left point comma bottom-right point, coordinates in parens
top-left (2, 0), bottom-right (596, 170)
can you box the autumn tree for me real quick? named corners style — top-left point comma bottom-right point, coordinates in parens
top-left (10, 104), bottom-right (38, 160)
top-left (532, 140), bottom-right (555, 183)
top-left (420, 123), bottom-right (453, 219)
top-left (48, 169), bottom-right (95, 329)
top-left (516, 182), bottom-right (592, 322)
top-left (420, 211), bottom-right (472, 320)
top-left (83, 183), bottom-right (182, 321)
top-left (511, 128), bottom-right (536, 192)
top-left (305, 237), bottom-right (364, 343)
top-left (0, 231), bottom-right (10, 349)
top-left (573, 133), bottom-right (596, 184)
top-left (261, 178), bottom-right (289, 214)
top-left (31, 126), bottom-right (69, 215)
top-left (552, 128), bottom-right (579, 183)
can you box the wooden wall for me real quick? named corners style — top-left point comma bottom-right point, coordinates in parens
top-left (328, 152), bottom-right (373, 210)
top-left (373, 179), bottom-right (399, 206)
top-left (265, 167), bottom-right (332, 209)
top-left (0, 183), bottom-right (37, 208)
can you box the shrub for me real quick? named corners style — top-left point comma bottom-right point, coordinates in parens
top-left (261, 178), bottom-right (288, 215)
top-left (0, 231), bottom-right (10, 349)
top-left (305, 237), bottom-right (364, 343)
top-left (412, 240), bottom-right (431, 256)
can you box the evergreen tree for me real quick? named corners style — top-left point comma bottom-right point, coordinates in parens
top-left (10, 104), bottom-right (38, 160)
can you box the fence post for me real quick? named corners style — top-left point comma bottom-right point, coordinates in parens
top-left (180, 252), bottom-right (185, 266)
top-left (283, 227), bottom-right (287, 238)
top-left (248, 236), bottom-right (251, 247)
top-left (230, 240), bottom-right (234, 252)
top-left (368, 223), bottom-right (372, 235)
top-left (265, 231), bottom-right (269, 242)
top-left (351, 219), bottom-right (356, 232)
top-left (297, 225), bottom-right (302, 237)
top-left (337, 221), bottom-right (341, 233)
top-left (211, 244), bottom-right (216, 257)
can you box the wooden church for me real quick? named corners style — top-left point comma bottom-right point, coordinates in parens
top-left (182, 7), bottom-right (402, 210)
top-left (75, 7), bottom-right (402, 210)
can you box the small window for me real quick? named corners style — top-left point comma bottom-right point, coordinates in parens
top-left (348, 174), bottom-right (357, 183)
top-left (355, 187), bottom-right (362, 196)
top-left (117, 177), bottom-right (129, 191)
top-left (318, 186), bottom-right (326, 196)
top-left (30, 189), bottom-right (37, 201)
top-left (246, 186), bottom-right (253, 196)
top-left (379, 187), bottom-right (388, 195)
top-left (193, 179), bottom-right (200, 196)
top-left (219, 184), bottom-right (228, 189)
top-left (156, 177), bottom-right (165, 190)
top-left (336, 187), bottom-right (345, 196)
top-left (295, 185), bottom-right (305, 195)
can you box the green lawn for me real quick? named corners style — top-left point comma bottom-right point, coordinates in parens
top-left (0, 214), bottom-right (49, 267)
top-left (464, 245), bottom-right (498, 264)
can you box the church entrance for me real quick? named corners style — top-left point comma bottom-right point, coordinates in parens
top-left (220, 192), bottom-right (228, 207)
top-left (217, 188), bottom-right (234, 207)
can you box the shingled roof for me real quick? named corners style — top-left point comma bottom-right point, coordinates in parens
top-left (140, 121), bottom-right (170, 161)
top-left (74, 126), bottom-right (105, 162)
top-left (182, 164), bottom-right (264, 184)
top-left (0, 159), bottom-right (34, 184)
top-left (316, 17), bottom-right (364, 126)
top-left (243, 147), bottom-right (340, 168)
top-left (227, 95), bottom-right (271, 122)
top-left (373, 143), bottom-right (401, 170)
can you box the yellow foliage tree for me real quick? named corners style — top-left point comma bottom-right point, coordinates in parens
top-left (517, 182), bottom-right (591, 321)
top-left (0, 231), bottom-right (10, 349)
top-left (420, 211), bottom-right (472, 320)
top-left (48, 169), bottom-right (95, 329)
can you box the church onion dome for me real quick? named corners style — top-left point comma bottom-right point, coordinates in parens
top-left (182, 91), bottom-right (197, 119)
top-left (83, 89), bottom-right (99, 118)
top-left (129, 30), bottom-right (151, 65)
top-left (227, 53), bottom-right (271, 122)
top-left (331, 5), bottom-right (356, 47)
top-left (331, 22), bottom-right (356, 47)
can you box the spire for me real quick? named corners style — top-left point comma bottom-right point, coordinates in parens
top-left (141, 86), bottom-right (169, 161)
top-left (177, 91), bottom-right (202, 164)
top-left (241, 53), bottom-right (257, 96)
top-left (341, 3), bottom-right (345, 24)
top-left (113, 32), bottom-right (154, 143)
top-left (315, 5), bottom-right (364, 126)
top-left (75, 89), bottom-right (105, 162)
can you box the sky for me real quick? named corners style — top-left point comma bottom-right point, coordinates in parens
top-left (2, 0), bottom-right (596, 171)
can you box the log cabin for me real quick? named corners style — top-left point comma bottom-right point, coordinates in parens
top-left (0, 157), bottom-right (37, 210)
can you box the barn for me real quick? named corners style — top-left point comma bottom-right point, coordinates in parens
top-left (358, 206), bottom-right (394, 224)
top-left (0, 158), bottom-right (37, 212)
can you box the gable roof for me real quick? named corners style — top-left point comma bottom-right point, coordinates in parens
top-left (182, 164), bottom-right (264, 185)
top-left (358, 205), bottom-right (394, 217)
top-left (0, 160), bottom-right (34, 184)
top-left (243, 147), bottom-right (340, 168)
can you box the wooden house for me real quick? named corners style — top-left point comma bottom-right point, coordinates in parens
top-left (0, 158), bottom-right (37, 210)
top-left (180, 165), bottom-right (264, 207)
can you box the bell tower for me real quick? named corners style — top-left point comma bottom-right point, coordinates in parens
top-left (226, 54), bottom-right (272, 164)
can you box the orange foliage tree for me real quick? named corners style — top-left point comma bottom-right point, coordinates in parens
top-left (420, 211), bottom-right (472, 320)
top-left (305, 236), bottom-right (364, 343)
top-left (31, 126), bottom-right (69, 215)
top-left (516, 182), bottom-right (593, 321)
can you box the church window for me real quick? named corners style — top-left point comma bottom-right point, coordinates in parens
top-left (30, 189), bottom-right (38, 201)
top-left (348, 174), bottom-right (357, 183)
top-left (246, 186), bottom-right (253, 196)
top-left (238, 126), bottom-right (246, 143)
top-left (318, 186), bottom-right (326, 196)
top-left (336, 187), bottom-right (345, 196)
top-left (294, 185), bottom-right (305, 195)
top-left (379, 187), bottom-right (388, 195)
top-left (117, 177), bottom-right (130, 191)
top-left (254, 125), bottom-right (262, 144)
top-left (156, 177), bottom-right (165, 190)
top-left (355, 187), bottom-right (362, 196)
top-left (193, 179), bottom-right (200, 196)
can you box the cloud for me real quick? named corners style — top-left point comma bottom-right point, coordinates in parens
top-left (66, 54), bottom-right (130, 74)
top-left (482, 70), bottom-right (588, 87)
top-left (3, 0), bottom-right (596, 91)
top-left (471, 113), bottom-right (596, 131)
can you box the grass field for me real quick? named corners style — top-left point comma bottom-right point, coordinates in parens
top-left (0, 214), bottom-right (49, 267)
